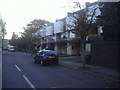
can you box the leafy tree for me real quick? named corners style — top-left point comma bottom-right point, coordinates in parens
top-left (10, 19), bottom-right (53, 52)
top-left (21, 19), bottom-right (52, 52)
top-left (0, 17), bottom-right (6, 49)
top-left (9, 32), bottom-right (18, 47)
top-left (9, 36), bottom-right (26, 51)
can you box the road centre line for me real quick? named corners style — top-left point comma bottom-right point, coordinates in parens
top-left (23, 75), bottom-right (36, 90)
top-left (15, 65), bottom-right (21, 72)
top-left (14, 65), bottom-right (36, 89)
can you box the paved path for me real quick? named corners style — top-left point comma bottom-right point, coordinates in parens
top-left (59, 56), bottom-right (120, 86)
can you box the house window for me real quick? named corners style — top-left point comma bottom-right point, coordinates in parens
top-left (70, 31), bottom-right (75, 38)
top-left (61, 32), bottom-right (68, 39)
top-left (98, 26), bottom-right (103, 35)
top-left (48, 36), bottom-right (55, 42)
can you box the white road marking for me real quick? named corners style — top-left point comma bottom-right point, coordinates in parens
top-left (15, 65), bottom-right (21, 72)
top-left (23, 75), bottom-right (36, 90)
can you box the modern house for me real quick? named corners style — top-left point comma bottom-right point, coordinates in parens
top-left (34, 2), bottom-right (103, 56)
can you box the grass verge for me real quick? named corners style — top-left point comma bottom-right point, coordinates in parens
top-left (58, 55), bottom-right (70, 57)
top-left (60, 58), bottom-right (80, 61)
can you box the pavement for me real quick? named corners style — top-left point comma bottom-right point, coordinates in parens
top-left (59, 56), bottom-right (120, 86)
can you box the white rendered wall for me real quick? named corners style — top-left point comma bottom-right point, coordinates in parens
top-left (54, 20), bottom-right (64, 34)
top-left (39, 28), bottom-right (46, 37)
top-left (65, 16), bottom-right (75, 30)
top-left (87, 4), bottom-right (101, 23)
top-left (46, 26), bottom-right (54, 36)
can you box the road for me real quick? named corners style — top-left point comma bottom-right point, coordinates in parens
top-left (2, 51), bottom-right (118, 89)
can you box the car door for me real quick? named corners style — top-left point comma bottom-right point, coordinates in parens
top-left (35, 51), bottom-right (44, 61)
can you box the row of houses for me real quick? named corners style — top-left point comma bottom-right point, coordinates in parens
top-left (33, 2), bottom-right (103, 55)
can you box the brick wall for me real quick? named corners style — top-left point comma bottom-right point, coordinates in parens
top-left (91, 41), bottom-right (119, 68)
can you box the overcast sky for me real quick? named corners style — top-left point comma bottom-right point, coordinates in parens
top-left (0, 0), bottom-right (98, 39)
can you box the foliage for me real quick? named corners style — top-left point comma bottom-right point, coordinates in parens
top-left (9, 19), bottom-right (52, 53)
top-left (0, 17), bottom-right (6, 39)
top-left (0, 16), bottom-right (6, 49)
top-left (9, 32), bottom-right (19, 49)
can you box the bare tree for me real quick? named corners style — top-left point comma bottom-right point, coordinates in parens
top-left (68, 2), bottom-right (100, 67)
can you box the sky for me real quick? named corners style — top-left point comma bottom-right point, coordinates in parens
top-left (0, 0), bottom-right (98, 39)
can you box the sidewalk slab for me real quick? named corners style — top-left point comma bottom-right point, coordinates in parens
top-left (59, 58), bottom-right (120, 86)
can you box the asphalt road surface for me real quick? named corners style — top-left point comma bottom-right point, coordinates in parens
top-left (2, 51), bottom-right (118, 89)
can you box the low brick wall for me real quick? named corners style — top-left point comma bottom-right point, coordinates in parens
top-left (91, 41), bottom-right (119, 68)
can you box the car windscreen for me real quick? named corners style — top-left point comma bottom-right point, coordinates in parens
top-left (44, 51), bottom-right (57, 56)
top-left (10, 47), bottom-right (14, 49)
top-left (37, 51), bottom-right (44, 56)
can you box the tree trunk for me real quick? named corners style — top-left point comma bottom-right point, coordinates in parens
top-left (2, 36), bottom-right (4, 50)
top-left (81, 38), bottom-right (86, 68)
